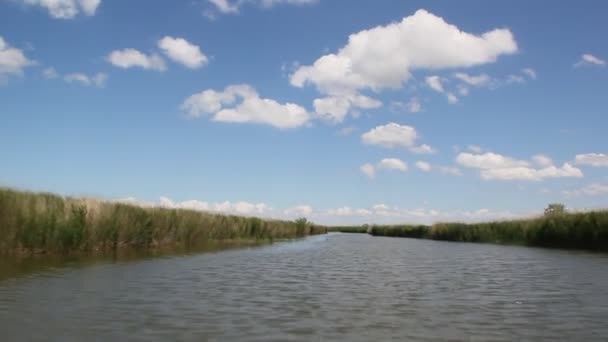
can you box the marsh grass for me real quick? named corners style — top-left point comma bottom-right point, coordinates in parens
top-left (368, 211), bottom-right (608, 251)
top-left (0, 188), bottom-right (327, 255)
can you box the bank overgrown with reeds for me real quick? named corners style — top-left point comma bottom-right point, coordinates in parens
top-left (0, 188), bottom-right (326, 255)
top-left (367, 210), bottom-right (608, 251)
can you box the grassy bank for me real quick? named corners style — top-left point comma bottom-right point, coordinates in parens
top-left (368, 210), bottom-right (608, 251)
top-left (0, 188), bottom-right (327, 255)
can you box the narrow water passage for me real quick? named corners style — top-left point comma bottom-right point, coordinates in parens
top-left (1, 233), bottom-right (607, 341)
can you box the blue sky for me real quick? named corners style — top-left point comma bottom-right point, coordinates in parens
top-left (1, 0), bottom-right (607, 224)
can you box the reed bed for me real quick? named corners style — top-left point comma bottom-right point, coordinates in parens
top-left (0, 188), bottom-right (326, 255)
top-left (368, 211), bottom-right (608, 251)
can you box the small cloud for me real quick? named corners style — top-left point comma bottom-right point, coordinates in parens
top-left (64, 72), bottom-right (108, 88)
top-left (107, 48), bottom-right (166, 71)
top-left (336, 126), bottom-right (357, 136)
top-left (522, 68), bottom-right (537, 79)
top-left (158, 36), bottom-right (208, 69)
top-left (575, 53), bottom-right (606, 67)
top-left (391, 97), bottom-right (422, 113)
top-left (575, 153), bottom-right (608, 167)
top-left (360, 163), bottom-right (376, 179)
top-left (42, 67), bottom-right (58, 79)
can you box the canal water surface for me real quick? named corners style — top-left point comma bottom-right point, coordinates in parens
top-left (1, 233), bottom-right (607, 341)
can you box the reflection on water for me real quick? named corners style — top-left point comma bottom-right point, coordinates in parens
top-left (1, 233), bottom-right (608, 341)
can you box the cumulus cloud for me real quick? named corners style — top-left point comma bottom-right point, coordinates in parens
top-left (467, 145), bottom-right (483, 153)
top-left (575, 153), bottom-right (608, 167)
top-left (425, 75), bottom-right (445, 93)
top-left (377, 158), bottom-right (408, 172)
top-left (453, 72), bottom-right (491, 86)
top-left (22, 0), bottom-right (101, 19)
top-left (0, 36), bottom-right (34, 81)
top-left (107, 48), bottom-right (166, 71)
top-left (415, 161), bottom-right (431, 171)
top-left (313, 93), bottom-right (381, 123)
top-left (283, 205), bottom-right (313, 217)
top-left (181, 84), bottom-right (311, 129)
top-left (289, 9), bottom-right (516, 119)
top-left (291, 9), bottom-right (517, 95)
top-left (158, 196), bottom-right (272, 216)
top-left (158, 36), bottom-right (208, 69)
top-left (63, 72), bottom-right (107, 87)
top-left (531, 154), bottom-right (553, 167)
top-left (456, 152), bottom-right (583, 181)
top-left (207, 0), bottom-right (317, 15)
top-left (415, 161), bottom-right (462, 176)
top-left (361, 123), bottom-right (434, 154)
top-left (563, 183), bottom-right (608, 197)
top-left (391, 97), bottom-right (422, 113)
top-left (521, 68), bottom-right (537, 79)
top-left (42, 67), bottom-right (58, 79)
top-left (360, 163), bottom-right (376, 179)
top-left (115, 195), bottom-right (540, 225)
top-left (575, 53), bottom-right (606, 67)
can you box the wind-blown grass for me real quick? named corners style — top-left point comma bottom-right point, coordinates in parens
top-left (0, 188), bottom-right (327, 255)
top-left (368, 211), bottom-right (608, 251)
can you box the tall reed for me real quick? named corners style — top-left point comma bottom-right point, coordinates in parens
top-left (0, 188), bottom-right (327, 255)
top-left (368, 211), bottom-right (608, 251)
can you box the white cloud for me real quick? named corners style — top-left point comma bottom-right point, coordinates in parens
top-left (290, 9), bottom-right (517, 96)
top-left (361, 122), bottom-right (434, 154)
top-left (457, 152), bottom-right (583, 181)
top-left (360, 163), bottom-right (376, 179)
top-left (575, 53), bottom-right (606, 67)
top-left (453, 72), bottom-right (491, 86)
top-left (181, 84), bottom-right (311, 129)
top-left (159, 196), bottom-right (272, 216)
top-left (409, 144), bottom-right (436, 154)
top-left (313, 93), bottom-right (381, 123)
top-left (506, 74), bottom-right (525, 84)
top-left (446, 93), bottom-right (459, 104)
top-left (521, 68), bottom-right (537, 79)
top-left (457, 152), bottom-right (529, 169)
top-left (208, 0), bottom-right (239, 13)
top-left (158, 36), bottom-right (208, 69)
top-left (107, 48), bottom-right (166, 71)
top-left (438, 166), bottom-right (463, 176)
top-left (0, 36), bottom-right (34, 80)
top-left (207, 0), bottom-right (317, 15)
top-left (42, 67), bottom-right (58, 79)
top-left (532, 154), bottom-right (553, 167)
top-left (415, 161), bottom-right (431, 171)
top-left (283, 205), bottom-right (313, 217)
top-left (563, 183), bottom-right (608, 197)
top-left (64, 72), bottom-right (107, 87)
top-left (320, 203), bottom-right (527, 225)
top-left (575, 153), bottom-right (608, 167)
top-left (116, 195), bottom-right (537, 225)
top-left (336, 126), bottom-right (356, 136)
top-left (415, 161), bottom-right (462, 176)
top-left (391, 97), bottom-right (422, 113)
top-left (467, 145), bottom-right (483, 153)
top-left (425, 75), bottom-right (444, 93)
top-left (22, 0), bottom-right (101, 19)
top-left (377, 158), bottom-right (408, 172)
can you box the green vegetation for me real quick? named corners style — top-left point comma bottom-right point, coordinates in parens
top-left (0, 187), bottom-right (327, 255)
top-left (328, 226), bottom-right (369, 234)
top-left (367, 207), bottom-right (608, 251)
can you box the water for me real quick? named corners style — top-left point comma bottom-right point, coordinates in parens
top-left (1, 233), bottom-right (608, 341)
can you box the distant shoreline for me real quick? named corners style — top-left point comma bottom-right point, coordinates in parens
top-left (331, 210), bottom-right (608, 252)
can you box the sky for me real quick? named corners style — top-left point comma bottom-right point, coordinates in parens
top-left (0, 0), bottom-right (607, 225)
